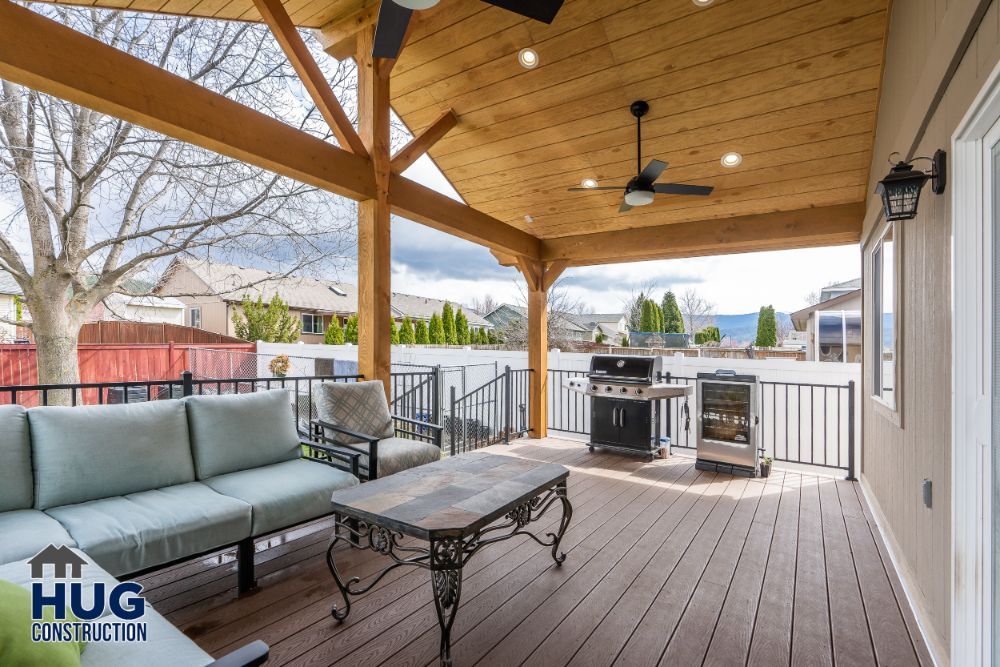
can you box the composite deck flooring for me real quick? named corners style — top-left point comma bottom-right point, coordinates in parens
top-left (141, 438), bottom-right (933, 666)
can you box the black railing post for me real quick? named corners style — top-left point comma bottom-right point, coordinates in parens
top-left (449, 385), bottom-right (457, 457)
top-left (846, 380), bottom-right (857, 481)
top-left (181, 370), bottom-right (194, 397)
top-left (504, 365), bottom-right (512, 444)
top-left (432, 366), bottom-right (442, 449)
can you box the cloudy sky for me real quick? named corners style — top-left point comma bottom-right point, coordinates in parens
top-left (391, 154), bottom-right (859, 316)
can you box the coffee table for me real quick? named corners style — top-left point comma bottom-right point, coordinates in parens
top-left (326, 451), bottom-right (572, 666)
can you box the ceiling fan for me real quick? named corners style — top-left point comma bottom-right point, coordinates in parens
top-left (373, 0), bottom-right (564, 59)
top-left (567, 100), bottom-right (715, 213)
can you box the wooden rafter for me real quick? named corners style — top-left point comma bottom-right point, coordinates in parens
top-left (314, 1), bottom-right (380, 61)
top-left (541, 260), bottom-right (567, 290)
top-left (0, 0), bottom-right (539, 259)
top-left (391, 108), bottom-right (457, 174)
top-left (540, 203), bottom-right (864, 266)
top-left (252, 0), bottom-right (368, 157)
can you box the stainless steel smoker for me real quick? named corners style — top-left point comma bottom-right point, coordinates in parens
top-left (695, 369), bottom-right (760, 476)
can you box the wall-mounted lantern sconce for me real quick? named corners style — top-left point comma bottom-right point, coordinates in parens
top-left (875, 149), bottom-right (946, 221)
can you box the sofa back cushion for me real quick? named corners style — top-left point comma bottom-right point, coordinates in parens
top-left (29, 400), bottom-right (196, 510)
top-left (315, 380), bottom-right (395, 446)
top-left (0, 405), bottom-right (33, 512)
top-left (185, 389), bottom-right (300, 479)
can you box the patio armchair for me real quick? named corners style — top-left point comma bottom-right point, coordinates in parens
top-left (314, 379), bottom-right (443, 480)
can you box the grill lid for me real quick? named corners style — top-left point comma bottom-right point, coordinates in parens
top-left (589, 355), bottom-right (662, 384)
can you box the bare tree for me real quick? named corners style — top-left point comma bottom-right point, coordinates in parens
top-left (469, 294), bottom-right (499, 317)
top-left (776, 314), bottom-right (793, 345)
top-left (621, 279), bottom-right (660, 331)
top-left (679, 288), bottom-right (716, 335)
top-left (500, 278), bottom-right (585, 349)
top-left (0, 8), bottom-right (357, 390)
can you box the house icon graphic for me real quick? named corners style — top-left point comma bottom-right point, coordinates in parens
top-left (27, 545), bottom-right (87, 579)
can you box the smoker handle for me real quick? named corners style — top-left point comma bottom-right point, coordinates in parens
top-left (619, 407), bottom-right (625, 428)
top-left (611, 407), bottom-right (618, 427)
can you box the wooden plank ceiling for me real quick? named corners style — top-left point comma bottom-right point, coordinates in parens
top-left (32, 0), bottom-right (887, 243)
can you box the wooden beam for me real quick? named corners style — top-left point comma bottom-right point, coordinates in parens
top-left (526, 263), bottom-right (548, 439)
top-left (541, 260), bottom-right (567, 291)
top-left (517, 257), bottom-right (541, 291)
top-left (540, 203), bottom-right (864, 266)
top-left (0, 0), bottom-right (375, 202)
top-left (315, 2), bottom-right (380, 61)
top-left (389, 175), bottom-right (541, 258)
top-left (391, 108), bottom-right (457, 174)
top-left (253, 0), bottom-right (368, 157)
top-left (0, 0), bottom-right (539, 259)
top-left (491, 249), bottom-right (518, 267)
top-left (356, 25), bottom-right (393, 396)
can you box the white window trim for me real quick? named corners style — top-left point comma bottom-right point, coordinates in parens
top-left (189, 306), bottom-right (201, 329)
top-left (952, 57), bottom-right (1000, 667)
top-left (301, 312), bottom-right (323, 334)
top-left (868, 219), bottom-right (902, 425)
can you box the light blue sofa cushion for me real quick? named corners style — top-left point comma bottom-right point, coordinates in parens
top-left (0, 405), bottom-right (32, 511)
top-left (82, 608), bottom-right (213, 667)
top-left (0, 547), bottom-right (118, 619)
top-left (185, 389), bottom-right (301, 479)
top-left (28, 400), bottom-right (195, 509)
top-left (0, 510), bottom-right (76, 564)
top-left (202, 458), bottom-right (359, 535)
top-left (44, 482), bottom-right (251, 576)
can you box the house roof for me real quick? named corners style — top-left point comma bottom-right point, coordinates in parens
top-left (790, 289), bottom-right (862, 330)
top-left (566, 313), bottom-right (625, 329)
top-left (486, 303), bottom-right (592, 333)
top-left (164, 258), bottom-right (489, 326)
top-left (0, 272), bottom-right (22, 296)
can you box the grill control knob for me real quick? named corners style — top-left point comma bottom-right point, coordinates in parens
top-left (619, 387), bottom-right (628, 394)
top-left (635, 388), bottom-right (643, 396)
top-left (605, 386), bottom-right (613, 393)
top-left (590, 384), bottom-right (598, 391)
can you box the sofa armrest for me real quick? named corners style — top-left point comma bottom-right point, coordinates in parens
top-left (208, 640), bottom-right (268, 667)
top-left (302, 439), bottom-right (361, 478)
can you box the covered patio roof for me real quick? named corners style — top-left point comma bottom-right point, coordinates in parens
top-left (0, 0), bottom-right (888, 434)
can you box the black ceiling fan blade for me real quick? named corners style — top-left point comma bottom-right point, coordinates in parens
top-left (480, 0), bottom-right (564, 24)
top-left (567, 186), bottom-right (625, 191)
top-left (372, 1), bottom-right (412, 59)
top-left (618, 200), bottom-right (633, 213)
top-left (637, 159), bottom-right (668, 185)
top-left (653, 183), bottom-right (715, 196)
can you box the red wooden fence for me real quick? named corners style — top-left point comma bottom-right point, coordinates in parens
top-left (0, 342), bottom-right (255, 401)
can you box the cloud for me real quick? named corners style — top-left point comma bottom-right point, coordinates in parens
top-left (390, 217), bottom-right (517, 282)
top-left (559, 268), bottom-right (703, 292)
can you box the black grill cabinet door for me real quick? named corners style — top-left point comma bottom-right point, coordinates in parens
top-left (617, 400), bottom-right (652, 449)
top-left (591, 398), bottom-right (620, 445)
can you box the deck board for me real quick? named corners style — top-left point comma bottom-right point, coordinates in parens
top-left (148, 438), bottom-right (930, 666)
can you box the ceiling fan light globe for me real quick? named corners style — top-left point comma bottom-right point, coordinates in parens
top-left (624, 189), bottom-right (655, 207)
top-left (392, 0), bottom-right (439, 8)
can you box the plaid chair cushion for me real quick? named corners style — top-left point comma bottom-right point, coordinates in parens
top-left (316, 380), bottom-right (395, 446)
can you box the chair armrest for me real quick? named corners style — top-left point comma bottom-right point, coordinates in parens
top-left (311, 419), bottom-right (381, 480)
top-left (391, 414), bottom-right (443, 431)
top-left (301, 439), bottom-right (361, 478)
top-left (208, 640), bottom-right (268, 667)
top-left (313, 419), bottom-right (381, 444)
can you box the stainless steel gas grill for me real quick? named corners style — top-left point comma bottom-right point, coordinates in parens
top-left (696, 370), bottom-right (760, 476)
top-left (564, 355), bottom-right (693, 460)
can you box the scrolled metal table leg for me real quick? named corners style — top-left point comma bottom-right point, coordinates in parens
top-left (550, 480), bottom-right (572, 565)
top-left (326, 530), bottom-right (359, 621)
top-left (430, 537), bottom-right (463, 667)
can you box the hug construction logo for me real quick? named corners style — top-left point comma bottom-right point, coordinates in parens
top-left (26, 545), bottom-right (148, 643)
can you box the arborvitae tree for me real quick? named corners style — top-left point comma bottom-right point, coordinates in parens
top-left (754, 305), bottom-right (778, 347)
top-left (232, 293), bottom-right (300, 343)
top-left (399, 316), bottom-right (415, 344)
top-left (324, 318), bottom-right (344, 344)
top-left (344, 314), bottom-right (359, 344)
top-left (695, 326), bottom-right (722, 345)
top-left (429, 312), bottom-right (445, 344)
top-left (390, 320), bottom-right (399, 344)
top-left (455, 308), bottom-right (469, 344)
top-left (620, 333), bottom-right (630, 347)
top-left (661, 291), bottom-right (684, 333)
top-left (639, 299), bottom-right (657, 332)
top-left (440, 302), bottom-right (456, 344)
top-left (487, 328), bottom-right (499, 344)
top-left (654, 303), bottom-right (664, 333)
top-left (414, 318), bottom-right (429, 344)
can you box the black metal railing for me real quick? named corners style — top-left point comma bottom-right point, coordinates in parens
top-left (389, 368), bottom-right (440, 428)
top-left (546, 368), bottom-right (858, 478)
top-left (448, 366), bottom-right (531, 455)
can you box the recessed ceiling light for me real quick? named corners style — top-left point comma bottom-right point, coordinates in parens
top-left (393, 0), bottom-right (440, 8)
top-left (581, 178), bottom-right (598, 188)
top-left (691, 0), bottom-right (714, 6)
top-left (517, 48), bottom-right (539, 69)
top-left (524, 214), bottom-right (534, 223)
top-left (721, 151), bottom-right (743, 168)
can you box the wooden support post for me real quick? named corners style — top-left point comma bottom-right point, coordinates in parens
top-left (519, 260), bottom-right (566, 440)
top-left (356, 27), bottom-right (392, 396)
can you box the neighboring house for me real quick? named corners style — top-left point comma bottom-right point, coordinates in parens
top-left (90, 292), bottom-right (186, 325)
top-left (565, 313), bottom-right (628, 342)
top-left (0, 272), bottom-right (22, 342)
top-left (819, 277), bottom-right (861, 302)
top-left (790, 283), bottom-right (862, 362)
top-left (157, 258), bottom-right (491, 343)
top-left (484, 304), bottom-right (594, 342)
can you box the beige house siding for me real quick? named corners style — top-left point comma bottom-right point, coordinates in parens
top-left (860, 0), bottom-right (1000, 659)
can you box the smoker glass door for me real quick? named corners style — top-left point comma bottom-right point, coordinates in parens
top-left (701, 382), bottom-right (751, 443)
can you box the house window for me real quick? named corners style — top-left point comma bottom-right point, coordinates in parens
top-left (302, 313), bottom-right (323, 334)
top-left (189, 307), bottom-right (201, 329)
top-left (817, 310), bottom-right (862, 363)
top-left (872, 224), bottom-right (896, 408)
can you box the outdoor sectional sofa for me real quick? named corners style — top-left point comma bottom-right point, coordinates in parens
top-left (0, 389), bottom-right (361, 666)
